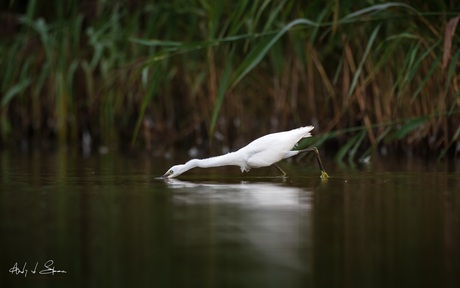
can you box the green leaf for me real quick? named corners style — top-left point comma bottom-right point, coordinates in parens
top-left (295, 131), bottom-right (338, 163)
top-left (262, 0), bottom-right (288, 32)
top-left (391, 41), bottom-right (415, 96)
top-left (129, 38), bottom-right (182, 47)
top-left (226, 0), bottom-right (250, 36)
top-left (348, 130), bottom-right (367, 162)
top-left (298, 131), bottom-right (339, 150)
top-left (411, 53), bottom-right (441, 101)
top-left (209, 45), bottom-right (235, 136)
top-left (131, 67), bottom-right (160, 146)
top-left (253, 0), bottom-right (271, 33)
top-left (25, 0), bottom-right (37, 20)
top-left (359, 126), bottom-right (392, 161)
top-left (398, 40), bottom-right (439, 100)
top-left (453, 125), bottom-right (460, 140)
top-left (309, 5), bottom-right (330, 43)
top-left (365, 40), bottom-right (400, 83)
top-left (208, 0), bottom-right (224, 39)
top-left (73, 14), bottom-right (84, 51)
top-left (67, 59), bottom-right (80, 93)
top-left (335, 131), bottom-right (364, 163)
top-left (398, 41), bottom-right (422, 98)
top-left (1, 78), bottom-right (31, 107)
top-left (333, 58), bottom-right (343, 85)
top-left (2, 40), bottom-right (21, 92)
top-left (384, 33), bottom-right (419, 42)
top-left (449, 88), bottom-right (460, 115)
top-left (231, 35), bottom-right (273, 84)
top-left (438, 125), bottom-right (460, 161)
top-left (386, 116), bottom-right (429, 142)
top-left (445, 48), bottom-right (460, 91)
top-left (347, 23), bottom-right (381, 99)
top-left (231, 18), bottom-right (318, 87)
top-left (323, 3), bottom-right (418, 39)
top-left (340, 3), bottom-right (419, 23)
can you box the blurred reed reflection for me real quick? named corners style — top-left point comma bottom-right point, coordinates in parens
top-left (312, 171), bottom-right (460, 288)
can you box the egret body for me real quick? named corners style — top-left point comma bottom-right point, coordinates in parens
top-left (162, 126), bottom-right (328, 178)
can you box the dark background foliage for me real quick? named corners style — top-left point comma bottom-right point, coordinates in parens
top-left (1, 0), bottom-right (460, 161)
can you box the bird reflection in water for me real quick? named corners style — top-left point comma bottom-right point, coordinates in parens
top-left (164, 178), bottom-right (314, 274)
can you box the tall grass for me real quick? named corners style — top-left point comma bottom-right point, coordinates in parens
top-left (1, 0), bottom-right (460, 162)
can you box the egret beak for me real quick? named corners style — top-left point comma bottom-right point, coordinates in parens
top-left (162, 170), bottom-right (173, 179)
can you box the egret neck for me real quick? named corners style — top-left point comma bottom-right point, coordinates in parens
top-left (183, 151), bottom-right (246, 173)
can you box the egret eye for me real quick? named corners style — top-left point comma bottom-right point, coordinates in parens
top-left (169, 170), bottom-right (173, 175)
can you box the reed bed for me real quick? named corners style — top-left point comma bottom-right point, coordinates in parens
top-left (1, 0), bottom-right (459, 162)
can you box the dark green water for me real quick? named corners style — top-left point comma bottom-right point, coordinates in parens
top-left (1, 151), bottom-right (459, 287)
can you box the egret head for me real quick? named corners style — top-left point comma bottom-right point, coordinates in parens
top-left (162, 165), bottom-right (185, 178)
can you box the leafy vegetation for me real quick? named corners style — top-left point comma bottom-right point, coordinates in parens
top-left (1, 0), bottom-right (460, 162)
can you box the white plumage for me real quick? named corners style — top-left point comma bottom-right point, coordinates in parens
top-left (162, 126), bottom-right (328, 178)
top-left (240, 126), bottom-right (313, 170)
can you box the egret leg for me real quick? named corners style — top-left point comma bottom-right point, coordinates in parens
top-left (297, 147), bottom-right (329, 179)
top-left (274, 163), bottom-right (287, 178)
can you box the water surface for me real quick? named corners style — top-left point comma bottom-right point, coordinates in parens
top-left (1, 151), bottom-right (459, 287)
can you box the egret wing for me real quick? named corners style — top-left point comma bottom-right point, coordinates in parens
top-left (244, 126), bottom-right (313, 168)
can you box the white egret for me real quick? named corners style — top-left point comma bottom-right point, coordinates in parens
top-left (162, 126), bottom-right (329, 178)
